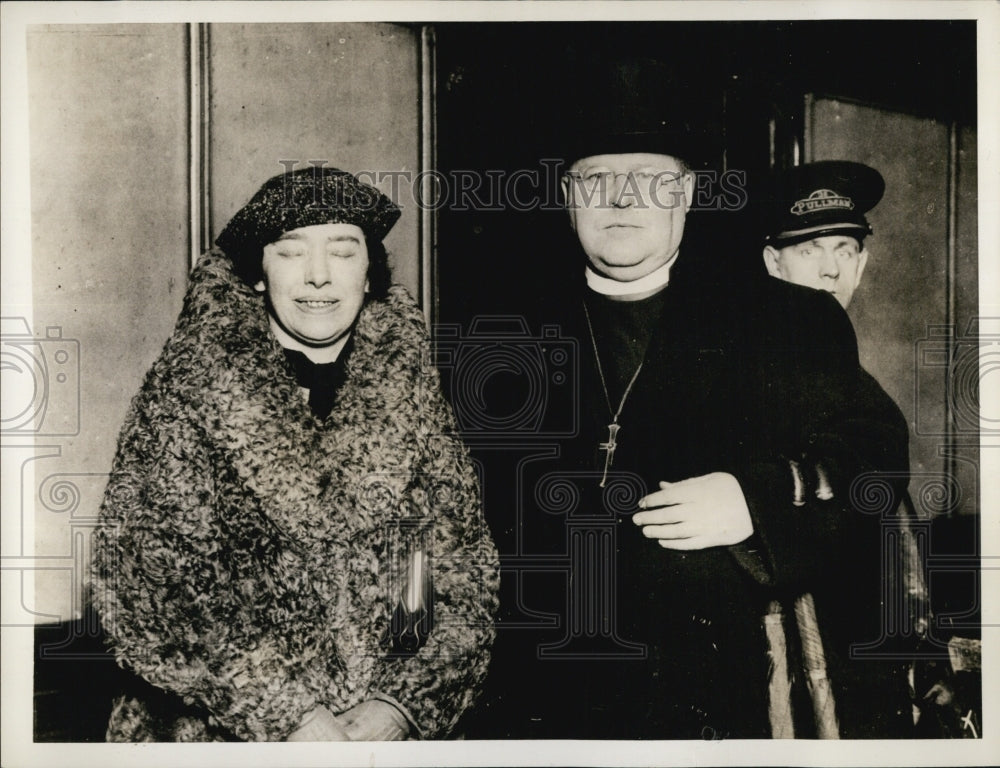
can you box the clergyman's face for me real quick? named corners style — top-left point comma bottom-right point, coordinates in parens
top-left (763, 235), bottom-right (869, 309)
top-left (562, 153), bottom-right (694, 283)
top-left (255, 222), bottom-right (369, 354)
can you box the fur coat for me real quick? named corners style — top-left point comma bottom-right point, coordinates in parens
top-left (91, 251), bottom-right (499, 742)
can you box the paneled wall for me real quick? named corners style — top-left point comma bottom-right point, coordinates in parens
top-left (207, 24), bottom-right (420, 288)
top-left (17, 23), bottom-right (421, 625)
top-left (22, 24), bottom-right (191, 627)
top-left (806, 97), bottom-right (979, 520)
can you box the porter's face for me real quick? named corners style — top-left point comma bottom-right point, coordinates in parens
top-left (256, 223), bottom-right (369, 351)
top-left (562, 153), bottom-right (693, 283)
top-left (763, 235), bottom-right (868, 309)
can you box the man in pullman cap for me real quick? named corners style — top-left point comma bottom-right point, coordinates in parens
top-left (763, 160), bottom-right (885, 310)
top-left (467, 60), bottom-right (913, 740)
top-left (762, 161), bottom-right (981, 737)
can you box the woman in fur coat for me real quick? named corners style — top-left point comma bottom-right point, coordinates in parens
top-left (91, 167), bottom-right (499, 742)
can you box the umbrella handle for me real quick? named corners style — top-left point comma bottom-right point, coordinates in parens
top-left (794, 592), bottom-right (840, 739)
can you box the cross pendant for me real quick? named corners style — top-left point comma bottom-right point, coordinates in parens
top-left (599, 422), bottom-right (621, 488)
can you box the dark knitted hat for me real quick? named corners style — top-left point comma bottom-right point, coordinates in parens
top-left (216, 167), bottom-right (401, 283)
top-left (765, 161), bottom-right (885, 247)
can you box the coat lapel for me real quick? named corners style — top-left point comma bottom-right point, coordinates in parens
top-left (618, 281), bottom-right (735, 440)
top-left (175, 253), bottom-right (422, 550)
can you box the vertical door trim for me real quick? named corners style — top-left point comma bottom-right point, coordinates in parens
top-left (188, 23), bottom-right (212, 269)
top-left (419, 25), bottom-right (437, 326)
top-left (801, 92), bottom-right (813, 164)
top-left (944, 120), bottom-right (960, 495)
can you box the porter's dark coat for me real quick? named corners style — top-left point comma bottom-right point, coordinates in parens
top-left (91, 252), bottom-right (499, 742)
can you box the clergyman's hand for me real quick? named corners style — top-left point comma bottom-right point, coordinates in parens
top-left (633, 472), bottom-right (753, 550)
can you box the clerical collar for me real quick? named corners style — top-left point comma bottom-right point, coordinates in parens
top-left (585, 257), bottom-right (675, 298)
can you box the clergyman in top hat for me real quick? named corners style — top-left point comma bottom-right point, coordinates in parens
top-left (466, 61), bottom-right (913, 739)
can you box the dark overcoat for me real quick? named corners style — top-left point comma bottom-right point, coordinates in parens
top-left (465, 252), bottom-right (913, 740)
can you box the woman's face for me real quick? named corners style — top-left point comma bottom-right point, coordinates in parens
top-left (255, 223), bottom-right (369, 354)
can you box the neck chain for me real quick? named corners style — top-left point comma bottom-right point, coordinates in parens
top-left (582, 300), bottom-right (644, 488)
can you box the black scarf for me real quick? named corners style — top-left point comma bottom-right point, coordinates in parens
top-left (281, 333), bottom-right (355, 420)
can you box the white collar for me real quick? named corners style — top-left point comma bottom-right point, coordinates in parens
top-left (585, 258), bottom-right (675, 297)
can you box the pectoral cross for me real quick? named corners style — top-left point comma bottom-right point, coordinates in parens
top-left (582, 299), bottom-right (644, 490)
top-left (599, 422), bottom-right (621, 488)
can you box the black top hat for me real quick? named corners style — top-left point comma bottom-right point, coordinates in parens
top-left (556, 58), bottom-right (720, 169)
top-left (765, 160), bottom-right (885, 247)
